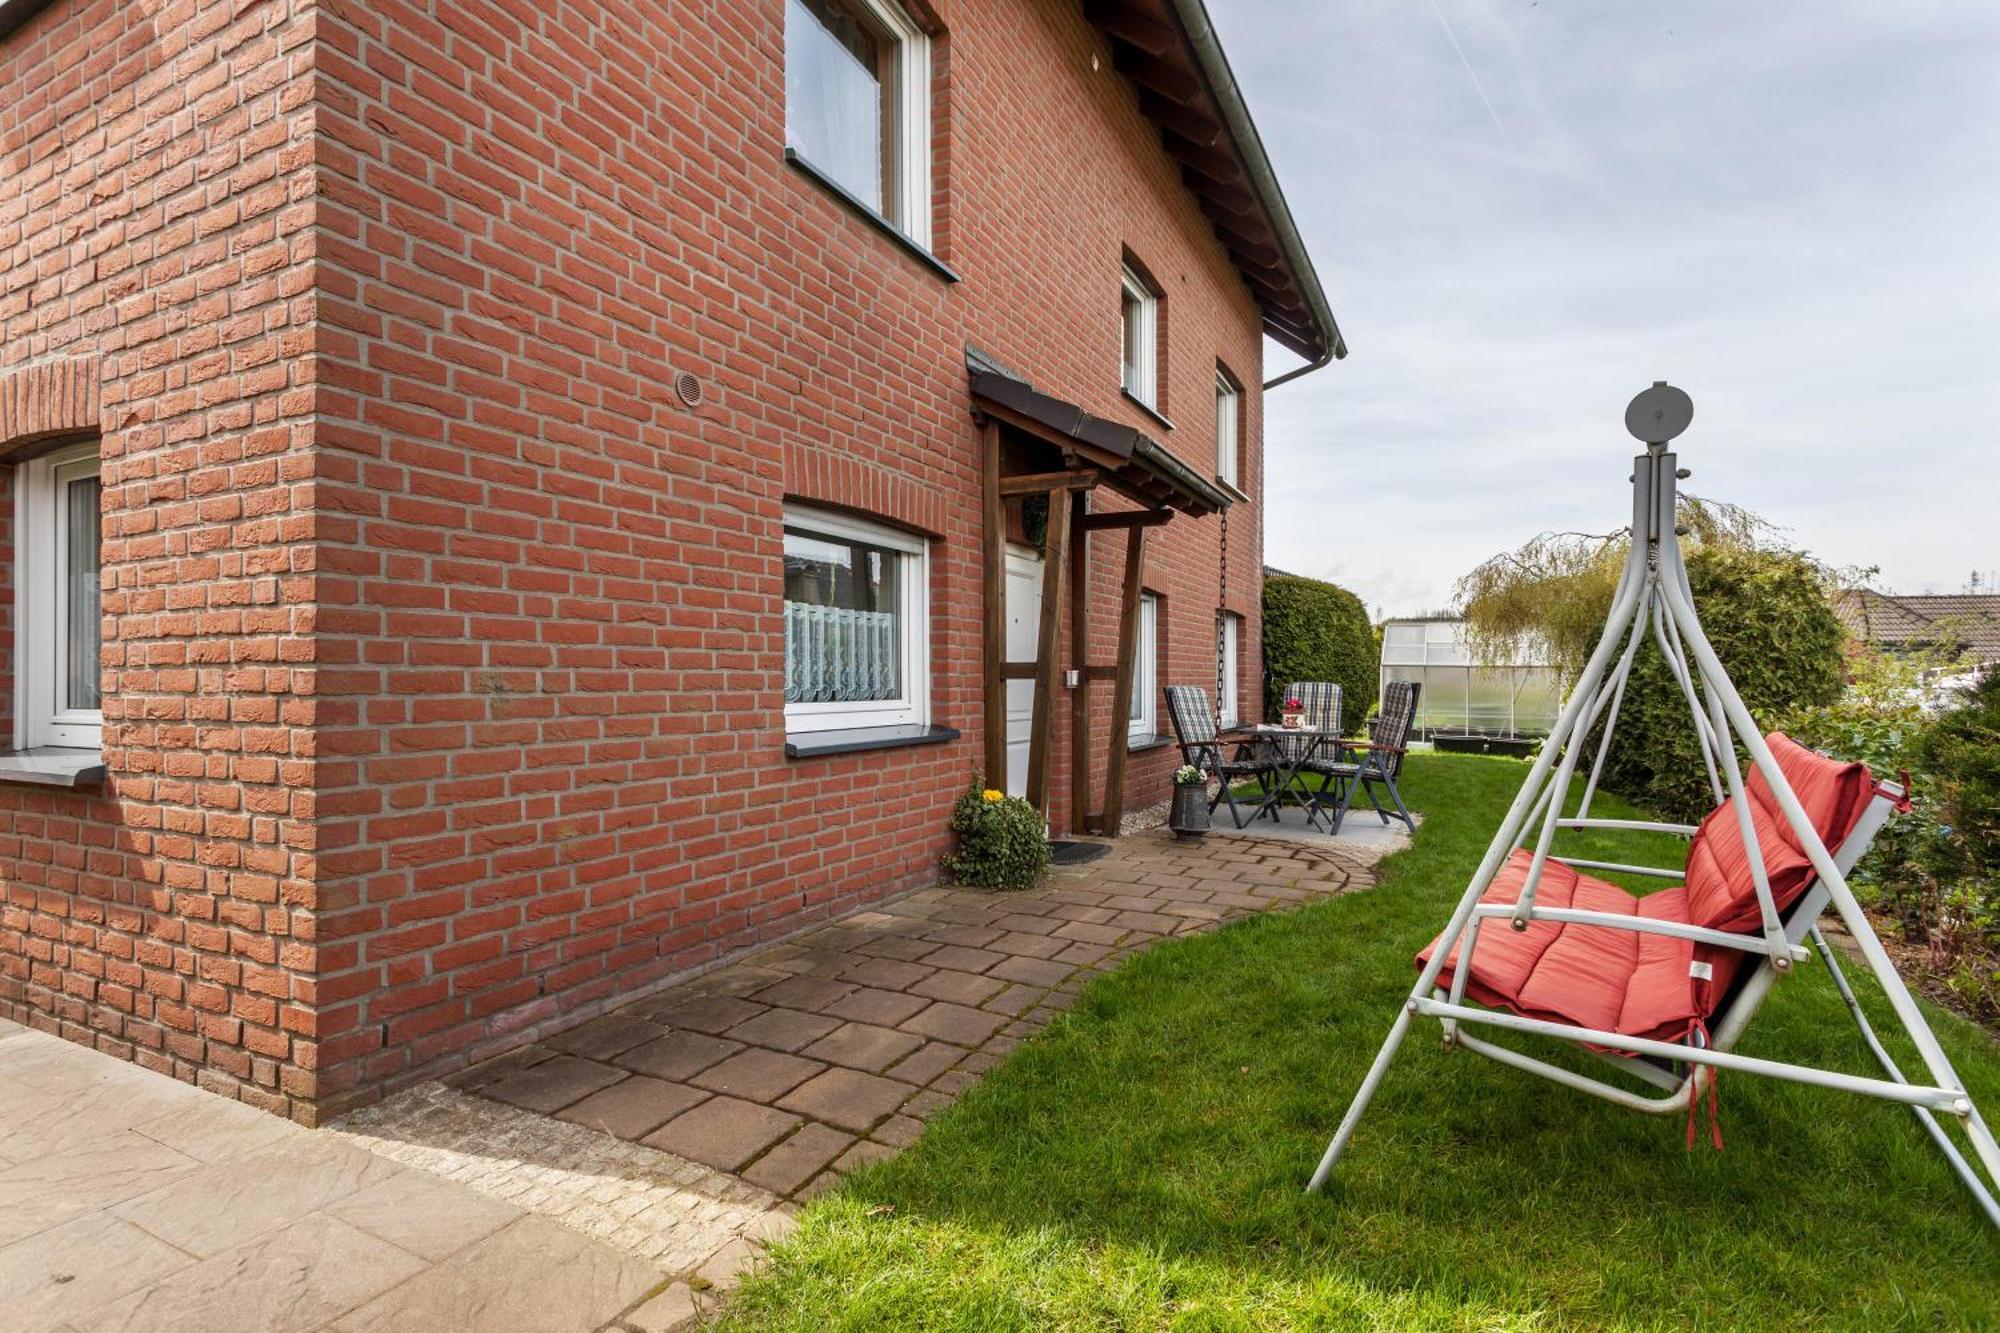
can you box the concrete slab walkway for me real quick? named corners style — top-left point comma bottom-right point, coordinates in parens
top-left (0, 1015), bottom-right (755, 1332)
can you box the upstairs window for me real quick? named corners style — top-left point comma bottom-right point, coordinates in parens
top-left (782, 505), bottom-right (931, 734)
top-left (1120, 264), bottom-right (1159, 408)
top-left (1215, 368), bottom-right (1241, 488)
top-left (14, 440), bottom-right (103, 750)
top-left (785, 0), bottom-right (933, 247)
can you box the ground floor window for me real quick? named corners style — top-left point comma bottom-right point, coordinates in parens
top-left (13, 440), bottom-right (103, 750)
top-left (782, 504), bottom-right (930, 734)
top-left (1129, 591), bottom-right (1159, 743)
top-left (1218, 611), bottom-right (1241, 728)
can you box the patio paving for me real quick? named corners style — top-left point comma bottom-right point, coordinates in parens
top-left (451, 827), bottom-right (1378, 1209)
top-left (0, 828), bottom-right (1377, 1332)
top-left (0, 1015), bottom-right (745, 1333)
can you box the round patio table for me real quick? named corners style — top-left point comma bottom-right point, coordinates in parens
top-left (1242, 724), bottom-right (1348, 830)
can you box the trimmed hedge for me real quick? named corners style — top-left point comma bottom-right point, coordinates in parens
top-left (1262, 573), bottom-right (1378, 730)
top-left (1596, 545), bottom-right (1845, 822)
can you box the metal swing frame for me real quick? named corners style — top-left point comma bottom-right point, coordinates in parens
top-left (1306, 386), bottom-right (2000, 1231)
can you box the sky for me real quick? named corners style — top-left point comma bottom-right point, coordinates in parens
top-left (1212, 0), bottom-right (2000, 618)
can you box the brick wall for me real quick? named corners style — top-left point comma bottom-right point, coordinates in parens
top-left (0, 0), bottom-right (324, 1115)
top-left (3, 0), bottom-right (1278, 1119)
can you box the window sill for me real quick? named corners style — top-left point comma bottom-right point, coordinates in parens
top-left (1213, 477), bottom-right (1250, 505)
top-left (784, 149), bottom-right (961, 285)
top-left (0, 747), bottom-right (106, 789)
top-left (1127, 732), bottom-right (1174, 753)
top-left (1121, 390), bottom-right (1174, 432)
top-left (786, 723), bottom-right (961, 760)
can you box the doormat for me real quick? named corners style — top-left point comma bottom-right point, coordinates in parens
top-left (1048, 839), bottom-right (1112, 866)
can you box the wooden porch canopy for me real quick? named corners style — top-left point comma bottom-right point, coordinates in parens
top-left (971, 365), bottom-right (1231, 835)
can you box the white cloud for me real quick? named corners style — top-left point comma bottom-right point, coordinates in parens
top-left (1214, 0), bottom-right (2000, 614)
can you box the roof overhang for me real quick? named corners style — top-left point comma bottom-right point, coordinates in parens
top-left (0, 0), bottom-right (56, 41)
top-left (1082, 0), bottom-right (1346, 382)
top-left (970, 367), bottom-right (1231, 517)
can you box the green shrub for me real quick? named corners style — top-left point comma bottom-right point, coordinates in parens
top-left (1916, 668), bottom-right (2000, 885)
top-left (1262, 573), bottom-right (1378, 729)
top-left (1782, 657), bottom-right (1998, 1021)
top-left (1595, 545), bottom-right (1845, 823)
top-left (1780, 647), bottom-right (1933, 922)
top-left (1907, 671), bottom-right (2000, 1016)
top-left (941, 781), bottom-right (1050, 891)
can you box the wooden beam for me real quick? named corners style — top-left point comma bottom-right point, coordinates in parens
top-left (1139, 89), bottom-right (1222, 148)
top-left (1068, 495), bottom-right (1092, 833)
top-left (1172, 139), bottom-right (1251, 190)
top-left (1080, 508), bottom-right (1174, 532)
top-left (1197, 196), bottom-right (1282, 258)
top-left (981, 419), bottom-right (1008, 787)
top-left (971, 397), bottom-right (1130, 467)
top-left (1085, 0), bottom-right (1175, 57)
top-left (1025, 486), bottom-right (1071, 815)
top-left (999, 663), bottom-right (1037, 681)
top-left (1112, 46), bottom-right (1202, 106)
top-left (998, 470), bottom-right (1099, 496)
top-left (1083, 665), bottom-right (1120, 682)
top-left (1098, 523), bottom-right (1149, 834)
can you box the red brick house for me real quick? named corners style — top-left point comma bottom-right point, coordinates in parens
top-left (0, 0), bottom-right (1340, 1121)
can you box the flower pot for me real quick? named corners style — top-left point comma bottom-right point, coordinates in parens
top-left (1282, 711), bottom-right (1305, 730)
top-left (1169, 783), bottom-right (1211, 841)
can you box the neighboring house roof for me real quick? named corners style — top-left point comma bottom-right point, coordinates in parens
top-left (1083, 0), bottom-right (1345, 378)
top-left (1836, 589), bottom-right (2000, 662)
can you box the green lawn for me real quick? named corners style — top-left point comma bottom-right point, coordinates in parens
top-left (721, 754), bottom-right (2000, 1331)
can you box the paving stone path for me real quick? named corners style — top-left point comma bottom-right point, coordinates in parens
top-left (0, 828), bottom-right (1376, 1332)
top-left (456, 830), bottom-right (1374, 1208)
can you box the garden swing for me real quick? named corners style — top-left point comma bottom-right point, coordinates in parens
top-left (1307, 383), bottom-right (2000, 1230)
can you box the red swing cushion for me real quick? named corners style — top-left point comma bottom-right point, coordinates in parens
top-left (1416, 734), bottom-right (1874, 1042)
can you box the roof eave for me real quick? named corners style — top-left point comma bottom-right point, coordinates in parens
top-left (1165, 0), bottom-right (1346, 384)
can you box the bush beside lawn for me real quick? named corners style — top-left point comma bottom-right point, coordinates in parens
top-left (719, 754), bottom-right (1999, 1331)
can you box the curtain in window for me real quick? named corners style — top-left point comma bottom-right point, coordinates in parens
top-left (786, 0), bottom-right (888, 212)
top-left (65, 474), bottom-right (101, 712)
top-left (783, 527), bottom-right (903, 704)
top-left (785, 602), bottom-right (899, 702)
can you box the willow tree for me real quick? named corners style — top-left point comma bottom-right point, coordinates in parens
top-left (1456, 498), bottom-right (1847, 822)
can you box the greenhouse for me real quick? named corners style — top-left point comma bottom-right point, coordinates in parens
top-left (1379, 617), bottom-right (1560, 740)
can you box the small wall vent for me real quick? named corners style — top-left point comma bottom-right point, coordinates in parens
top-left (673, 370), bottom-right (704, 409)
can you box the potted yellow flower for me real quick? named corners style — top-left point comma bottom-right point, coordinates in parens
top-left (943, 780), bottom-right (1051, 890)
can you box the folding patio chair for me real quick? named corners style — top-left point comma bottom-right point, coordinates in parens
top-left (1165, 685), bottom-right (1277, 829)
top-left (1307, 384), bottom-right (2000, 1231)
top-left (1314, 681), bottom-right (1420, 835)
top-left (1276, 680), bottom-right (1342, 819)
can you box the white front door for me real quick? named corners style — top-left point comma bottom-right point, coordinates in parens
top-left (1004, 547), bottom-right (1042, 798)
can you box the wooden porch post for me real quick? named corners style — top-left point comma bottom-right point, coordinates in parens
top-left (1099, 523), bottom-right (1149, 831)
top-left (1068, 496), bottom-right (1092, 831)
top-left (1025, 485), bottom-right (1071, 814)
top-left (981, 419), bottom-right (1007, 786)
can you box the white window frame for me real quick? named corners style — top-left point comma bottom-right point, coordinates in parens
top-left (1218, 612), bottom-right (1241, 729)
top-left (1128, 591), bottom-right (1159, 744)
top-left (781, 503), bottom-right (931, 736)
top-left (785, 0), bottom-right (933, 248)
top-left (14, 439), bottom-right (104, 751)
top-left (1120, 265), bottom-right (1159, 408)
top-left (1215, 369), bottom-right (1240, 488)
